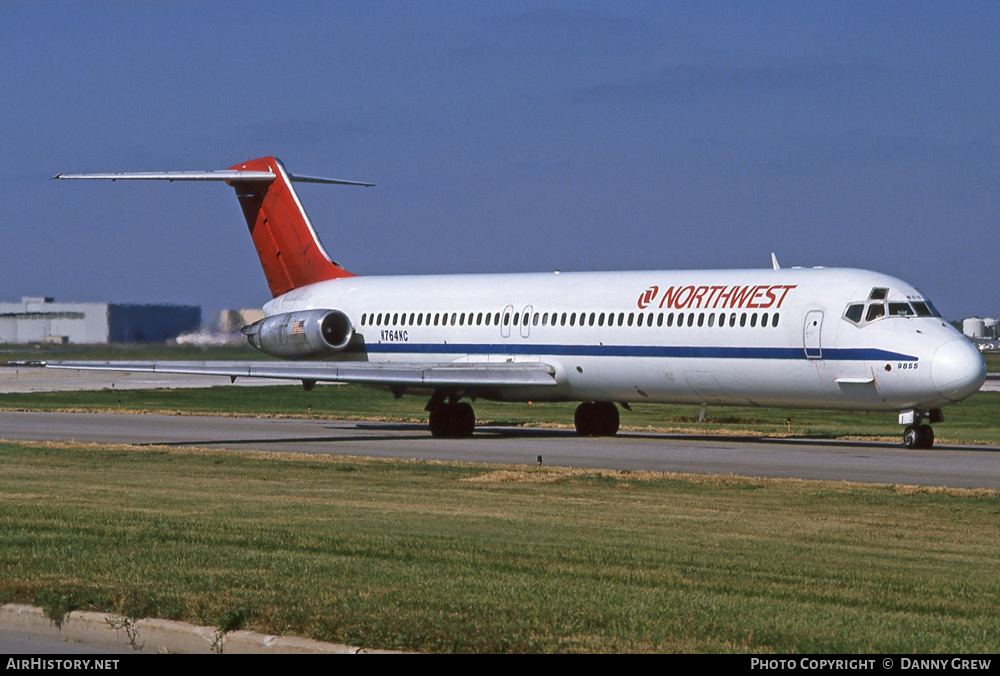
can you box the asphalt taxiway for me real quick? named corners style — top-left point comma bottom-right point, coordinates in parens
top-left (2, 410), bottom-right (999, 489)
top-left (2, 366), bottom-right (998, 489)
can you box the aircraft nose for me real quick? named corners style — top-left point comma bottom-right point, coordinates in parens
top-left (931, 339), bottom-right (986, 402)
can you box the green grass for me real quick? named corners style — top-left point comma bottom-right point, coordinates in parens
top-left (2, 440), bottom-right (999, 653)
top-left (1, 384), bottom-right (998, 445)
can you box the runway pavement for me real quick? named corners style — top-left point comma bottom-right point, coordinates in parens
top-left (2, 410), bottom-right (999, 489)
top-left (2, 365), bottom-right (998, 489)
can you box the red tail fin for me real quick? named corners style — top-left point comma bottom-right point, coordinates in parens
top-left (228, 157), bottom-right (354, 297)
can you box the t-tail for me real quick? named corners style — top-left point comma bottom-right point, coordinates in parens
top-left (54, 156), bottom-right (373, 297)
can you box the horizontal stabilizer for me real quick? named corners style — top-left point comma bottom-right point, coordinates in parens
top-left (54, 170), bottom-right (373, 187)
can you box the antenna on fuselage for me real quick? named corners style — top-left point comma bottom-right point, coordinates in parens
top-left (771, 253), bottom-right (781, 270)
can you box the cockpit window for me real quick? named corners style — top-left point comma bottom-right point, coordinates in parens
top-left (845, 289), bottom-right (941, 326)
top-left (865, 303), bottom-right (886, 322)
top-left (845, 304), bottom-right (864, 324)
top-left (911, 301), bottom-right (941, 317)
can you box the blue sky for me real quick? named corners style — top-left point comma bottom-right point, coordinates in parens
top-left (2, 1), bottom-right (997, 320)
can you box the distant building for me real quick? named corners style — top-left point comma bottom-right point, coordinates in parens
top-left (961, 316), bottom-right (999, 352)
top-left (0, 297), bottom-right (200, 344)
top-left (216, 308), bottom-right (265, 333)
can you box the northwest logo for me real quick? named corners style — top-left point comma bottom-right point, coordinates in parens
top-left (637, 286), bottom-right (659, 309)
top-left (636, 284), bottom-right (797, 310)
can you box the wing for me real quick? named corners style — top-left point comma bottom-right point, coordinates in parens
top-left (38, 360), bottom-right (558, 391)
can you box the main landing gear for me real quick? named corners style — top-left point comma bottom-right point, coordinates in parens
top-left (574, 401), bottom-right (620, 437)
top-left (427, 396), bottom-right (476, 438)
top-left (425, 397), bottom-right (623, 438)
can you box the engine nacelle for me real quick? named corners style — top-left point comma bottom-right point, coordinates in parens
top-left (242, 309), bottom-right (354, 359)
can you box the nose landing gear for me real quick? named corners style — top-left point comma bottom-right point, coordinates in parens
top-left (902, 424), bottom-right (934, 449)
top-left (900, 409), bottom-right (941, 449)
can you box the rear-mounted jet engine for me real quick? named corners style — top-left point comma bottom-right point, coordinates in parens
top-left (242, 309), bottom-right (353, 359)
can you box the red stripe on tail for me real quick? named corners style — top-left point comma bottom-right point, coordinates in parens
top-left (227, 157), bottom-right (354, 297)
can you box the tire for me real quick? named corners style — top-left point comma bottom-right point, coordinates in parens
top-left (429, 402), bottom-right (475, 438)
top-left (429, 404), bottom-right (452, 437)
top-left (903, 425), bottom-right (918, 449)
top-left (452, 402), bottom-right (475, 438)
top-left (575, 402), bottom-right (596, 436)
top-left (593, 401), bottom-right (620, 437)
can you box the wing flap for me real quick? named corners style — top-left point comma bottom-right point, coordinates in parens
top-left (41, 360), bottom-right (558, 388)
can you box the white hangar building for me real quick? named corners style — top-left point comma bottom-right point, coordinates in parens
top-left (0, 297), bottom-right (200, 344)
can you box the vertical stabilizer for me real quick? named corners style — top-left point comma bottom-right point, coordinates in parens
top-left (227, 157), bottom-right (355, 297)
top-left (55, 156), bottom-right (371, 298)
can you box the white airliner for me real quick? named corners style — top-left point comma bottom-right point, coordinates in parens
top-left (50, 156), bottom-right (986, 448)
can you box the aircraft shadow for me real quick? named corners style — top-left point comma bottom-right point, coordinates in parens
top-left (136, 420), bottom-right (997, 453)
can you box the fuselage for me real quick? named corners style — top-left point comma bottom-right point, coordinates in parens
top-left (263, 266), bottom-right (987, 412)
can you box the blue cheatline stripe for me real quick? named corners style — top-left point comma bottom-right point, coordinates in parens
top-left (348, 342), bottom-right (917, 361)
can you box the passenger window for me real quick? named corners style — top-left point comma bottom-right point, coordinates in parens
top-left (657, 313), bottom-right (664, 327)
top-left (740, 313), bottom-right (747, 327)
top-left (771, 313), bottom-right (779, 327)
top-left (750, 313), bottom-right (757, 328)
top-left (697, 313), bottom-right (704, 327)
top-left (687, 313), bottom-right (695, 327)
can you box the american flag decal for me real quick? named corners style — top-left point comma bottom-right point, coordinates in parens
top-left (290, 320), bottom-right (305, 335)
